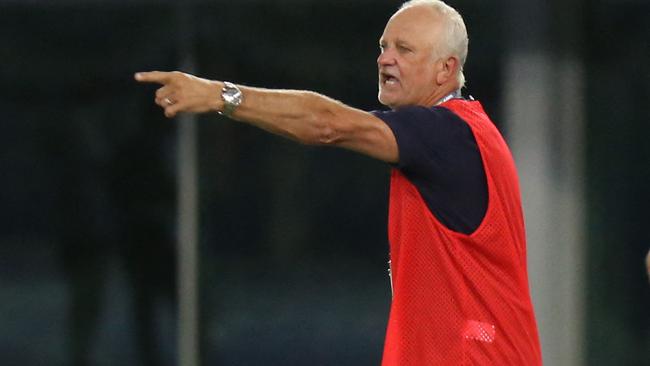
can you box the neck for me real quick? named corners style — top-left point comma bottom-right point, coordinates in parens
top-left (436, 89), bottom-right (461, 105)
top-left (430, 84), bottom-right (460, 106)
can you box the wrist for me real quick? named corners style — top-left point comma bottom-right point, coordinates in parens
top-left (210, 81), bottom-right (225, 113)
top-left (217, 81), bottom-right (243, 117)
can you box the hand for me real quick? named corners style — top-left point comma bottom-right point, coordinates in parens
top-left (135, 71), bottom-right (222, 118)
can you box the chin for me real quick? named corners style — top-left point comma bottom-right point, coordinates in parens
top-left (378, 92), bottom-right (397, 109)
top-left (380, 99), bottom-right (400, 110)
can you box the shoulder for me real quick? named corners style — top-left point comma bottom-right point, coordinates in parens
top-left (371, 105), bottom-right (471, 152)
top-left (371, 105), bottom-right (474, 158)
top-left (372, 105), bottom-right (463, 127)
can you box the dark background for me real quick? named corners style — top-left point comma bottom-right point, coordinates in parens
top-left (0, 0), bottom-right (648, 365)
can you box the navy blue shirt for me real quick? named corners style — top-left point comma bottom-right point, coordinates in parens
top-left (372, 104), bottom-right (488, 234)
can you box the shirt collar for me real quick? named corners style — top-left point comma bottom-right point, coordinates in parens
top-left (435, 89), bottom-right (462, 106)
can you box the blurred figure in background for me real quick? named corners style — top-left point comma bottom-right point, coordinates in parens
top-left (56, 97), bottom-right (125, 366)
top-left (646, 249), bottom-right (650, 282)
top-left (57, 91), bottom-right (175, 366)
top-left (110, 98), bottom-right (176, 366)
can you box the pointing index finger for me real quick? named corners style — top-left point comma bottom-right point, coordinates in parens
top-left (134, 71), bottom-right (172, 85)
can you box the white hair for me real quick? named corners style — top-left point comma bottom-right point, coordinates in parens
top-left (400, 0), bottom-right (469, 88)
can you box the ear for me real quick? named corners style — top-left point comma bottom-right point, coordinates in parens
top-left (436, 56), bottom-right (459, 85)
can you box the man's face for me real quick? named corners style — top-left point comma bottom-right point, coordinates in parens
top-left (377, 7), bottom-right (442, 109)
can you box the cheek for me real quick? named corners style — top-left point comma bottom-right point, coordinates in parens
top-left (417, 64), bottom-right (436, 81)
top-left (413, 66), bottom-right (437, 89)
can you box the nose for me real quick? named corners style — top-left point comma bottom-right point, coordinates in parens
top-left (377, 49), bottom-right (396, 67)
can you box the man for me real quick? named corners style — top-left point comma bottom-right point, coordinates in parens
top-left (136, 0), bottom-right (542, 364)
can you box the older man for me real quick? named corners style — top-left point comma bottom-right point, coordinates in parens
top-left (136, 0), bottom-right (542, 364)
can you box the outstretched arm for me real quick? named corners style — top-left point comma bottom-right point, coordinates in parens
top-left (135, 71), bottom-right (398, 163)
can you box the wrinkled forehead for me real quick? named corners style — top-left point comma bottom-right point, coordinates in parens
top-left (380, 6), bottom-right (443, 47)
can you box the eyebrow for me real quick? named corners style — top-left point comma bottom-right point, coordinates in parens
top-left (396, 40), bottom-right (414, 48)
top-left (379, 38), bottom-right (416, 49)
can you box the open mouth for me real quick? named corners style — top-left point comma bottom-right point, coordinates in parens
top-left (381, 72), bottom-right (399, 86)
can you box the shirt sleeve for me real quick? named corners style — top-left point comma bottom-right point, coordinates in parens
top-left (371, 105), bottom-right (488, 234)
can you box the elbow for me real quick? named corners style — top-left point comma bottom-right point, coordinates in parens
top-left (285, 92), bottom-right (342, 145)
top-left (308, 114), bottom-right (342, 146)
top-left (296, 92), bottom-right (344, 146)
top-left (315, 119), bottom-right (340, 145)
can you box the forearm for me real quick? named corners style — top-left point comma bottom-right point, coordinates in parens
top-left (228, 85), bottom-right (344, 146)
top-left (229, 84), bottom-right (398, 162)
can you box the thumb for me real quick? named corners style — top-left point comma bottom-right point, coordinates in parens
top-left (165, 103), bottom-right (182, 118)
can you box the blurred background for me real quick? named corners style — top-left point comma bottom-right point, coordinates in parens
top-left (0, 0), bottom-right (648, 365)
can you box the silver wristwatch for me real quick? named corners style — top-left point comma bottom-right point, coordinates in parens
top-left (218, 81), bottom-right (243, 117)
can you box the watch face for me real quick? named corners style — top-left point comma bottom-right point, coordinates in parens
top-left (224, 91), bottom-right (236, 103)
top-left (223, 85), bottom-right (241, 104)
top-left (219, 82), bottom-right (242, 116)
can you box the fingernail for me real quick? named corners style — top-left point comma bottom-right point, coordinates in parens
top-left (134, 73), bottom-right (142, 80)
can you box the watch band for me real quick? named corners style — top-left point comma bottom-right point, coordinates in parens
top-left (218, 81), bottom-right (243, 117)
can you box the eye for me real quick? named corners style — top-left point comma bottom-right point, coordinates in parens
top-left (397, 45), bottom-right (412, 53)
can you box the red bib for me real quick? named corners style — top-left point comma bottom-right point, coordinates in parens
top-left (382, 99), bottom-right (542, 365)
